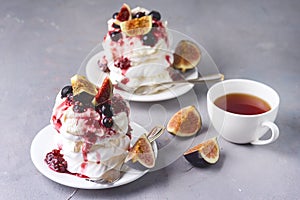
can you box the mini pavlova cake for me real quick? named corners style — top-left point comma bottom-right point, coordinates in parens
top-left (100, 4), bottom-right (174, 90)
top-left (45, 74), bottom-right (131, 178)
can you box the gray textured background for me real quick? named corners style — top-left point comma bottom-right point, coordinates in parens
top-left (1, 0), bottom-right (299, 199)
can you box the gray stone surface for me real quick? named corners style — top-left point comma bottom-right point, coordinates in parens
top-left (1, 0), bottom-right (299, 199)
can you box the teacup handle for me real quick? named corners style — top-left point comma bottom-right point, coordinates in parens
top-left (251, 121), bottom-right (279, 145)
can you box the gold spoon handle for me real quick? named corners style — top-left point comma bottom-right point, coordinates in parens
top-left (146, 126), bottom-right (165, 143)
top-left (134, 73), bottom-right (224, 95)
top-left (160, 73), bottom-right (224, 85)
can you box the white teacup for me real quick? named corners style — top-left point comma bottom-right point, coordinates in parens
top-left (207, 79), bottom-right (280, 145)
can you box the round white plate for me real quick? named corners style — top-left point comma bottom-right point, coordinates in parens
top-left (85, 51), bottom-right (198, 102)
top-left (30, 122), bottom-right (157, 189)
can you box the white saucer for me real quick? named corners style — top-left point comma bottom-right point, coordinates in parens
top-left (30, 122), bottom-right (157, 189)
top-left (85, 51), bottom-right (198, 102)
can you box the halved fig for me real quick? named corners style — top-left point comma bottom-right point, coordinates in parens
top-left (120, 15), bottom-right (152, 36)
top-left (114, 3), bottom-right (132, 25)
top-left (125, 134), bottom-right (155, 168)
top-left (172, 40), bottom-right (201, 73)
top-left (92, 76), bottom-right (113, 105)
top-left (184, 137), bottom-right (220, 167)
top-left (71, 74), bottom-right (98, 104)
top-left (167, 105), bottom-right (202, 137)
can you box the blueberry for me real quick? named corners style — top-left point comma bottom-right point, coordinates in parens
top-left (110, 31), bottom-right (122, 42)
top-left (101, 103), bottom-right (113, 117)
top-left (142, 32), bottom-right (157, 46)
top-left (149, 11), bottom-right (161, 21)
top-left (73, 104), bottom-right (86, 113)
top-left (112, 23), bottom-right (120, 29)
top-left (133, 12), bottom-right (145, 18)
top-left (103, 117), bottom-right (113, 128)
top-left (95, 104), bottom-right (102, 114)
top-left (152, 22), bottom-right (158, 27)
top-left (112, 12), bottom-right (119, 19)
top-left (67, 94), bottom-right (73, 102)
top-left (61, 85), bottom-right (73, 98)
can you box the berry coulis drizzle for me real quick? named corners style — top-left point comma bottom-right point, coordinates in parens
top-left (44, 149), bottom-right (89, 179)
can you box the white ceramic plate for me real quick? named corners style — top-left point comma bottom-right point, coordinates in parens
top-left (85, 51), bottom-right (198, 102)
top-left (30, 122), bottom-right (157, 189)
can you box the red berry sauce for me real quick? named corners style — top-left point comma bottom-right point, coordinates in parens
top-left (52, 98), bottom-right (72, 133)
top-left (165, 55), bottom-right (172, 65)
top-left (44, 149), bottom-right (89, 178)
top-left (114, 56), bottom-right (131, 71)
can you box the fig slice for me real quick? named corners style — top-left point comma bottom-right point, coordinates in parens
top-left (120, 15), bottom-right (152, 37)
top-left (184, 137), bottom-right (220, 167)
top-left (125, 134), bottom-right (155, 168)
top-left (92, 76), bottom-right (113, 105)
top-left (71, 74), bottom-right (98, 104)
top-left (167, 105), bottom-right (202, 137)
top-left (125, 126), bottom-right (164, 169)
top-left (114, 3), bottom-right (132, 25)
top-left (172, 40), bottom-right (202, 73)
